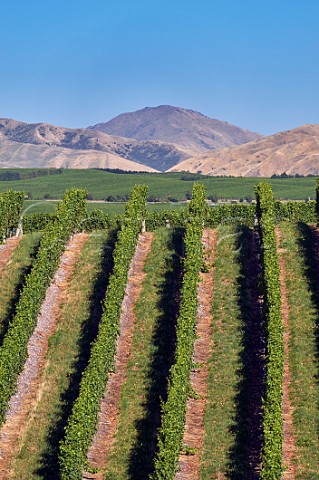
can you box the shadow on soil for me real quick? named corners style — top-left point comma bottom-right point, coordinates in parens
top-left (0, 235), bottom-right (41, 347)
top-left (36, 229), bottom-right (118, 479)
top-left (125, 228), bottom-right (184, 480)
top-left (227, 226), bottom-right (265, 480)
top-left (297, 222), bottom-right (319, 368)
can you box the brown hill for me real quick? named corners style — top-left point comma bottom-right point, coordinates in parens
top-left (0, 118), bottom-right (199, 171)
top-left (0, 138), bottom-right (158, 171)
top-left (168, 125), bottom-right (319, 176)
top-left (89, 105), bottom-right (262, 152)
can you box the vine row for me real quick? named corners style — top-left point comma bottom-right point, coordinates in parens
top-left (255, 182), bottom-right (283, 479)
top-left (0, 190), bottom-right (24, 242)
top-left (21, 199), bottom-right (316, 235)
top-left (151, 183), bottom-right (206, 480)
top-left (58, 184), bottom-right (148, 480)
top-left (0, 189), bottom-right (87, 425)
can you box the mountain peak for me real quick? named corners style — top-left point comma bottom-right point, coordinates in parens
top-left (89, 105), bottom-right (262, 152)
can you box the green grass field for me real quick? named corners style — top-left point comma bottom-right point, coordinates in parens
top-left (22, 200), bottom-right (187, 217)
top-left (0, 169), bottom-right (317, 201)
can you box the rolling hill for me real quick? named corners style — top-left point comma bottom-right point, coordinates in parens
top-left (0, 118), bottom-right (194, 171)
top-left (168, 124), bottom-right (319, 177)
top-left (0, 138), bottom-right (157, 171)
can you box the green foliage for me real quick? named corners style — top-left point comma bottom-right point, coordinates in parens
top-left (19, 199), bottom-right (318, 235)
top-left (23, 212), bottom-right (56, 233)
top-left (58, 185), bottom-right (148, 480)
top-left (0, 190), bottom-right (24, 242)
top-left (78, 209), bottom-right (116, 232)
top-left (255, 182), bottom-right (283, 479)
top-left (0, 168), bottom-right (63, 182)
top-left (274, 200), bottom-right (316, 223)
top-left (146, 201), bottom-right (315, 232)
top-left (0, 189), bottom-right (87, 426)
top-left (23, 209), bottom-right (121, 234)
top-left (146, 203), bottom-right (255, 231)
top-left (182, 445), bottom-right (198, 455)
top-left (151, 183), bottom-right (206, 480)
top-left (205, 203), bottom-right (255, 227)
top-left (146, 209), bottom-right (188, 230)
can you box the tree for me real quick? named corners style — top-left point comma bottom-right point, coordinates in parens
top-left (207, 194), bottom-right (218, 203)
top-left (105, 195), bottom-right (116, 202)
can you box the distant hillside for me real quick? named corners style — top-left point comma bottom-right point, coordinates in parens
top-left (0, 138), bottom-right (158, 171)
top-left (2, 114), bottom-right (318, 177)
top-left (168, 124), bottom-right (319, 177)
top-left (0, 118), bottom-right (194, 171)
top-left (89, 105), bottom-right (263, 152)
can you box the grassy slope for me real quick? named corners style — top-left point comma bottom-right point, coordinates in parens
top-left (0, 233), bottom-right (42, 344)
top-left (104, 227), bottom-right (182, 480)
top-left (10, 230), bottom-right (116, 480)
top-left (0, 169), bottom-right (316, 200)
top-left (200, 225), bottom-right (244, 479)
top-left (279, 222), bottom-right (319, 479)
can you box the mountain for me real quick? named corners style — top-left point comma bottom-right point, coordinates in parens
top-left (0, 118), bottom-right (195, 171)
top-left (88, 105), bottom-right (263, 152)
top-left (0, 108), bottom-right (263, 172)
top-left (168, 125), bottom-right (319, 177)
top-left (2, 114), bottom-right (317, 177)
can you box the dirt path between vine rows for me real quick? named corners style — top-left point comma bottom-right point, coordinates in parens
top-left (0, 233), bottom-right (89, 479)
top-left (174, 228), bottom-right (216, 480)
top-left (0, 237), bottom-right (21, 275)
top-left (83, 232), bottom-right (154, 480)
top-left (275, 228), bottom-right (297, 480)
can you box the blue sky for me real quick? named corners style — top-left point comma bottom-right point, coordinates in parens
top-left (0, 0), bottom-right (318, 134)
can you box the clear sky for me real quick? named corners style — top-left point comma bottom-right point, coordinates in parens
top-left (1, 0), bottom-right (318, 135)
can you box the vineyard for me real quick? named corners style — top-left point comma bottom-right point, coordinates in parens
top-left (0, 181), bottom-right (319, 480)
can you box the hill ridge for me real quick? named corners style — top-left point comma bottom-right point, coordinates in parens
top-left (168, 124), bottom-right (319, 177)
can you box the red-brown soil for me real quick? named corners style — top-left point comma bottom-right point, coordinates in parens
top-left (0, 237), bottom-right (21, 274)
top-left (275, 228), bottom-right (297, 480)
top-left (174, 228), bottom-right (216, 480)
top-left (0, 233), bottom-right (88, 479)
top-left (83, 232), bottom-right (154, 480)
